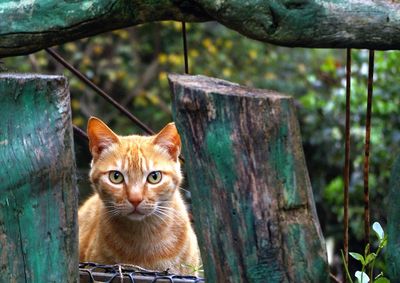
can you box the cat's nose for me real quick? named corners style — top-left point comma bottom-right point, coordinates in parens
top-left (128, 196), bottom-right (143, 208)
top-left (129, 199), bottom-right (142, 208)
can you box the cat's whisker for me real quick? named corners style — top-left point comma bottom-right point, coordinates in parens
top-left (154, 207), bottom-right (184, 222)
top-left (154, 207), bottom-right (174, 219)
top-left (156, 205), bottom-right (181, 215)
top-left (156, 209), bottom-right (185, 222)
top-left (153, 211), bottom-right (170, 226)
top-left (157, 201), bottom-right (175, 206)
top-left (179, 187), bottom-right (190, 194)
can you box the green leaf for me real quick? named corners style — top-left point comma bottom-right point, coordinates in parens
top-left (365, 253), bottom-right (376, 265)
top-left (374, 277), bottom-right (390, 283)
top-left (372, 222), bottom-right (384, 240)
top-left (355, 271), bottom-right (370, 283)
top-left (350, 252), bottom-right (365, 265)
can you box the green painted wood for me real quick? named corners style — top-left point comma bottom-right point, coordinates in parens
top-left (387, 155), bottom-right (400, 282)
top-left (0, 0), bottom-right (206, 57)
top-left (2, 0), bottom-right (400, 57)
top-left (169, 74), bottom-right (329, 283)
top-left (0, 74), bottom-right (78, 283)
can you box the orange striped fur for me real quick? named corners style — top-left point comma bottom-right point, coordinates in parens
top-left (79, 117), bottom-right (200, 274)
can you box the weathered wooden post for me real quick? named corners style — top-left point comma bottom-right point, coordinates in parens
top-left (0, 74), bottom-right (78, 282)
top-left (387, 155), bottom-right (400, 282)
top-left (169, 74), bottom-right (329, 282)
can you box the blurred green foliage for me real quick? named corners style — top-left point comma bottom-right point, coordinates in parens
top-left (2, 21), bottom-right (399, 277)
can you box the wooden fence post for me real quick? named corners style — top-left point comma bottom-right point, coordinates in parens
top-left (387, 155), bottom-right (400, 282)
top-left (0, 74), bottom-right (78, 282)
top-left (169, 74), bottom-right (329, 282)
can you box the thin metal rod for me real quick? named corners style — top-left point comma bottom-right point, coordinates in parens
top-left (329, 272), bottom-right (342, 283)
top-left (45, 48), bottom-right (155, 135)
top-left (364, 49), bottom-right (375, 245)
top-left (73, 125), bottom-right (88, 141)
top-left (181, 22), bottom-right (189, 74)
top-left (343, 48), bottom-right (351, 277)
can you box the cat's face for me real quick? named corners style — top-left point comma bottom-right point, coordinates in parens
top-left (87, 117), bottom-right (182, 221)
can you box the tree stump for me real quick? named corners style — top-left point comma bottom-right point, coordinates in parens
top-left (387, 155), bottom-right (400, 282)
top-left (169, 74), bottom-right (329, 283)
top-left (0, 74), bottom-right (78, 282)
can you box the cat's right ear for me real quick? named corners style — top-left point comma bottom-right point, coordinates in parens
top-left (87, 117), bottom-right (119, 159)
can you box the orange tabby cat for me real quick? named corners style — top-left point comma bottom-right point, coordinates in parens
top-left (78, 117), bottom-right (200, 274)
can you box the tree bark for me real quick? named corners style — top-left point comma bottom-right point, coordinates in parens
top-left (2, 0), bottom-right (400, 57)
top-left (0, 74), bottom-right (78, 282)
top-left (169, 74), bottom-right (329, 283)
top-left (387, 155), bottom-right (400, 282)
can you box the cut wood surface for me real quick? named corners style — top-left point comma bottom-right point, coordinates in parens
top-left (1, 0), bottom-right (400, 57)
top-left (0, 74), bottom-right (78, 282)
top-left (387, 155), bottom-right (400, 282)
top-left (169, 74), bottom-right (329, 283)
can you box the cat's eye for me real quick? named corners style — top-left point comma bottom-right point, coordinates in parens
top-left (147, 171), bottom-right (162, 184)
top-left (109, 171), bottom-right (124, 184)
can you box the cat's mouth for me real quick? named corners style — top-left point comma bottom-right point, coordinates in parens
top-left (129, 210), bottom-right (145, 216)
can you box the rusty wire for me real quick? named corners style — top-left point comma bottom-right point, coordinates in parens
top-left (73, 124), bottom-right (88, 141)
top-left (330, 272), bottom-right (342, 283)
top-left (343, 48), bottom-right (351, 276)
top-left (79, 262), bottom-right (204, 283)
top-left (45, 48), bottom-right (155, 136)
top-left (181, 22), bottom-right (189, 74)
top-left (363, 50), bottom-right (375, 245)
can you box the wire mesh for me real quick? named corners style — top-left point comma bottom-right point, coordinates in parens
top-left (79, 262), bottom-right (205, 283)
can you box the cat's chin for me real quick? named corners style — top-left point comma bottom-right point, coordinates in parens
top-left (126, 212), bottom-right (147, 221)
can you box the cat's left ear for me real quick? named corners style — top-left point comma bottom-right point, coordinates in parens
top-left (153, 122), bottom-right (181, 161)
top-left (87, 117), bottom-right (119, 160)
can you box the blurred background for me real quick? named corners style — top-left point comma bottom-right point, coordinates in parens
top-left (2, 21), bottom-right (399, 278)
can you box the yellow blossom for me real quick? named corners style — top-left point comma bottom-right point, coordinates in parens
top-left (297, 63), bottom-right (306, 73)
top-left (82, 57), bottom-right (91, 66)
top-left (65, 43), bottom-right (77, 52)
top-left (72, 117), bottom-right (84, 127)
top-left (93, 45), bottom-right (103, 55)
top-left (203, 38), bottom-right (217, 54)
top-left (168, 53), bottom-right (183, 66)
top-left (158, 53), bottom-right (168, 64)
top-left (159, 71), bottom-right (167, 81)
top-left (223, 68), bottom-right (232, 77)
top-left (189, 49), bottom-right (199, 58)
top-left (202, 38), bottom-right (212, 48)
top-left (248, 49), bottom-right (257, 60)
top-left (224, 40), bottom-right (233, 49)
top-left (264, 72), bottom-right (277, 80)
top-left (208, 45), bottom-right (217, 55)
top-left (173, 21), bottom-right (181, 31)
top-left (113, 30), bottom-right (129, 40)
top-left (116, 70), bottom-right (126, 80)
top-left (71, 99), bottom-right (80, 110)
